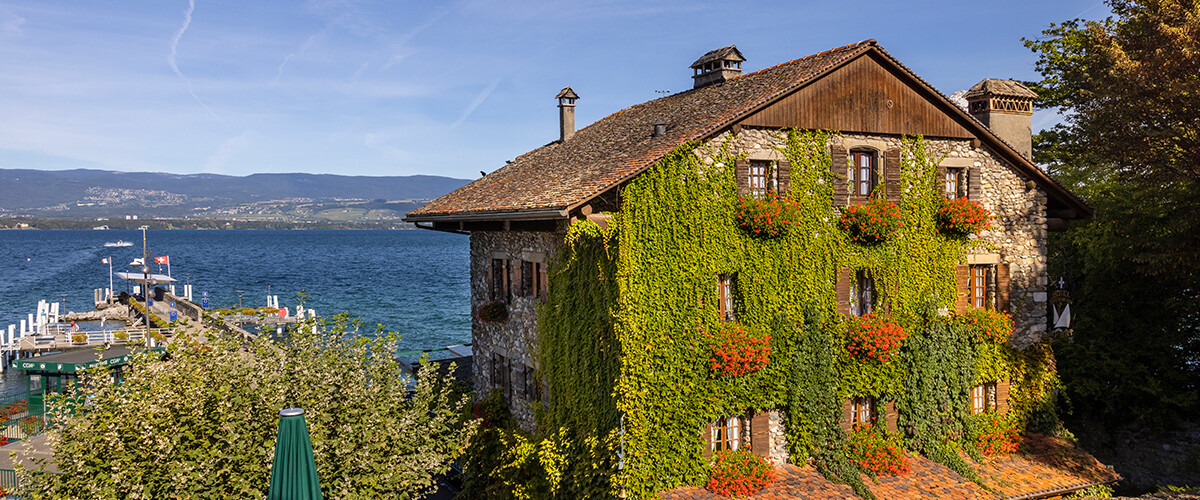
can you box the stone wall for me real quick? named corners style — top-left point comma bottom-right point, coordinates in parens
top-left (1075, 420), bottom-right (1200, 493)
top-left (469, 229), bottom-right (562, 431)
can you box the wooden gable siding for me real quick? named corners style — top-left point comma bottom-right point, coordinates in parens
top-left (738, 53), bottom-right (974, 139)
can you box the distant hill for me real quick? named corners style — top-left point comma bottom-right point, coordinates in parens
top-left (0, 169), bottom-right (469, 222)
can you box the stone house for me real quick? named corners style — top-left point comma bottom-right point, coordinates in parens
top-left (406, 40), bottom-right (1110, 497)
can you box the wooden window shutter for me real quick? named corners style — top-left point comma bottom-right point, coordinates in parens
top-left (702, 421), bottom-right (714, 458)
top-left (830, 146), bottom-right (848, 206)
top-left (836, 268), bottom-right (853, 317)
top-left (735, 158), bottom-right (750, 197)
top-left (967, 166), bottom-right (982, 200)
top-left (955, 265), bottom-right (971, 315)
top-left (996, 380), bottom-right (1011, 413)
top-left (750, 411), bottom-right (770, 456)
top-left (884, 148), bottom-right (902, 203)
top-left (996, 263), bottom-right (1011, 312)
top-left (511, 259), bottom-right (522, 299)
top-left (776, 160), bottom-right (792, 196)
top-left (937, 164), bottom-right (949, 197)
top-left (841, 398), bottom-right (854, 433)
top-left (884, 401), bottom-right (899, 434)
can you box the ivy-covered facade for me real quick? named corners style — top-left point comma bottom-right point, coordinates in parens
top-left (407, 40), bottom-right (1108, 499)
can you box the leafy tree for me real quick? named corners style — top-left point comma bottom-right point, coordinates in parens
top-left (20, 313), bottom-right (473, 499)
top-left (1024, 0), bottom-right (1200, 426)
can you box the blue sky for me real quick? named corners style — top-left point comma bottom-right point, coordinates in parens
top-left (0, 0), bottom-right (1109, 180)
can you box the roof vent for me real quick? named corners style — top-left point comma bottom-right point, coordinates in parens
top-left (652, 120), bottom-right (666, 137)
top-left (690, 45), bottom-right (745, 89)
top-left (556, 86), bottom-right (579, 142)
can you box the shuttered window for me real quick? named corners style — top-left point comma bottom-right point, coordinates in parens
top-left (491, 352), bottom-right (510, 397)
top-left (749, 161), bottom-right (770, 197)
top-left (711, 416), bottom-right (741, 452)
top-left (946, 168), bottom-right (965, 199)
top-left (971, 382), bottom-right (998, 414)
top-left (718, 274), bottom-right (735, 321)
top-left (970, 265), bottom-right (989, 309)
top-left (535, 262), bottom-right (549, 300)
top-left (850, 397), bottom-right (875, 424)
top-left (490, 258), bottom-right (509, 303)
top-left (520, 260), bottom-right (534, 297)
top-left (850, 270), bottom-right (874, 317)
top-left (850, 151), bottom-right (877, 198)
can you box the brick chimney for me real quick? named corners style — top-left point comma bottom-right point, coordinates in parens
top-left (556, 86), bottom-right (579, 142)
top-left (690, 45), bottom-right (745, 89)
top-left (965, 79), bottom-right (1037, 159)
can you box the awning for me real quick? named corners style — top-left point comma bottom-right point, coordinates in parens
top-left (114, 272), bottom-right (176, 285)
top-left (15, 346), bottom-right (165, 373)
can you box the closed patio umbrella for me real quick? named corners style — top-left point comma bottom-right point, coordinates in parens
top-left (268, 407), bottom-right (323, 500)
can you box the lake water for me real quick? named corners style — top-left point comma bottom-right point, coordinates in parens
top-left (0, 229), bottom-right (472, 395)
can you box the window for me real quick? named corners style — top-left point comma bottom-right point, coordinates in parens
top-left (491, 352), bottom-right (510, 397)
top-left (850, 270), bottom-right (874, 317)
top-left (520, 260), bottom-right (534, 297)
top-left (711, 416), bottom-right (741, 452)
top-left (946, 168), bottom-right (965, 199)
top-left (490, 258), bottom-right (509, 302)
top-left (717, 274), bottom-right (735, 321)
top-left (850, 397), bottom-right (875, 424)
top-left (521, 364), bottom-right (541, 401)
top-left (535, 262), bottom-right (549, 300)
top-left (970, 265), bottom-right (990, 310)
top-left (748, 160), bottom-right (771, 197)
top-left (850, 151), bottom-right (877, 197)
top-left (971, 382), bottom-right (998, 414)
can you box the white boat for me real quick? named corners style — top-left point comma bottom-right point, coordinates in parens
top-left (104, 240), bottom-right (133, 248)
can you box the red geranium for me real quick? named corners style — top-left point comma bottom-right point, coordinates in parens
top-left (846, 422), bottom-right (911, 476)
top-left (706, 448), bottom-right (775, 497)
top-left (973, 411), bottom-right (1020, 456)
top-left (707, 322), bottom-right (771, 377)
top-left (736, 192), bottom-right (800, 238)
top-left (959, 309), bottom-right (1013, 344)
top-left (936, 198), bottom-right (992, 236)
top-left (845, 314), bottom-right (908, 363)
top-left (840, 198), bottom-right (904, 244)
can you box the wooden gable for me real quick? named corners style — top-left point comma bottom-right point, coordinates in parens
top-left (739, 51), bottom-right (974, 139)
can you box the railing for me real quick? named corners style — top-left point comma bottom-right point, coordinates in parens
top-left (0, 328), bottom-right (176, 352)
top-left (0, 395), bottom-right (45, 444)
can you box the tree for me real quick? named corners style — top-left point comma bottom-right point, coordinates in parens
top-left (21, 313), bottom-right (473, 499)
top-left (1025, 0), bottom-right (1200, 426)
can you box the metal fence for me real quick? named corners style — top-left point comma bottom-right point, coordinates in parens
top-left (0, 394), bottom-right (45, 443)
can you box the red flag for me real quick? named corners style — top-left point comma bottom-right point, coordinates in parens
top-left (154, 256), bottom-right (169, 265)
top-left (101, 257), bottom-right (110, 264)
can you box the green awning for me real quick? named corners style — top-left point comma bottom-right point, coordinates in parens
top-left (269, 407), bottom-right (323, 500)
top-left (14, 347), bottom-right (165, 373)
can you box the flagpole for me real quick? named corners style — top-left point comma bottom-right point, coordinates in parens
top-left (108, 256), bottom-right (114, 302)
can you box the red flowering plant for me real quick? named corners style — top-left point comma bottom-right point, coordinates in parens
top-left (476, 300), bottom-right (509, 323)
top-left (706, 322), bottom-right (771, 377)
top-left (958, 309), bottom-right (1013, 344)
top-left (935, 198), bottom-right (992, 236)
top-left (846, 422), bottom-right (911, 476)
top-left (706, 448), bottom-right (776, 497)
top-left (736, 192), bottom-right (800, 238)
top-left (845, 314), bottom-right (908, 363)
top-left (839, 198), bottom-right (904, 244)
top-left (19, 415), bottom-right (44, 436)
top-left (969, 411), bottom-right (1020, 456)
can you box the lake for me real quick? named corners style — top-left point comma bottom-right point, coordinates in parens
top-left (0, 228), bottom-right (472, 357)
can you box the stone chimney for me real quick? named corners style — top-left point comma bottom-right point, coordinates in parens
top-left (556, 86), bottom-right (579, 142)
top-left (690, 45), bottom-right (745, 89)
top-left (965, 79), bottom-right (1037, 159)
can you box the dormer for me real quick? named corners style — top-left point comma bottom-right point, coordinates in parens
top-left (691, 45), bottom-right (745, 89)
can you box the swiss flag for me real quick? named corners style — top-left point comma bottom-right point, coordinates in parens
top-left (101, 257), bottom-right (110, 264)
top-left (154, 256), bottom-right (170, 265)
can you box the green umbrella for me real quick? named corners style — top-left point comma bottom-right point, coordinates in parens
top-left (268, 407), bottom-right (323, 500)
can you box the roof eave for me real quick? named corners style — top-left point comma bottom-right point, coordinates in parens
top-left (403, 208), bottom-right (570, 223)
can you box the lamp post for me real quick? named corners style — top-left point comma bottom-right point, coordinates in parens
top-left (140, 225), bottom-right (151, 344)
top-left (236, 290), bottom-right (244, 309)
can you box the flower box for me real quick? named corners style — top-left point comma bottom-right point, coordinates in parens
top-left (706, 448), bottom-right (775, 497)
top-left (847, 422), bottom-right (910, 476)
top-left (476, 301), bottom-right (509, 323)
top-left (736, 192), bottom-right (800, 238)
top-left (959, 309), bottom-right (1013, 344)
top-left (936, 198), bottom-right (992, 236)
top-left (970, 411), bottom-right (1019, 456)
top-left (845, 314), bottom-right (907, 363)
top-left (707, 322), bottom-right (771, 377)
top-left (839, 198), bottom-right (903, 244)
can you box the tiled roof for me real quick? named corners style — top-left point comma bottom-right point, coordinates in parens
top-left (965, 79), bottom-right (1039, 100)
top-left (660, 435), bottom-right (1119, 500)
top-left (406, 40), bottom-right (875, 219)
top-left (407, 40), bottom-right (1092, 220)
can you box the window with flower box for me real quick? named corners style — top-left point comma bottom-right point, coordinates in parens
top-left (490, 258), bottom-right (509, 303)
top-left (736, 158), bottom-right (791, 197)
top-left (850, 150), bottom-right (878, 200)
top-left (712, 415), bottom-right (741, 452)
top-left (749, 161), bottom-right (770, 197)
top-left (956, 262), bottom-right (1010, 314)
top-left (970, 265), bottom-right (990, 310)
top-left (850, 397), bottom-right (876, 424)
